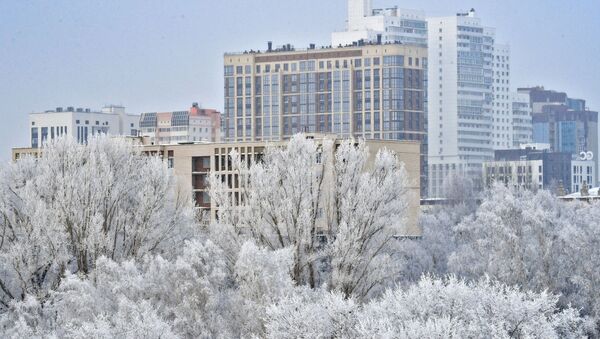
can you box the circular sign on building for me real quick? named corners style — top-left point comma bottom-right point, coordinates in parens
top-left (579, 151), bottom-right (594, 161)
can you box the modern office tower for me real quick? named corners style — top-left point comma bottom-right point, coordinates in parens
top-left (139, 103), bottom-right (221, 145)
top-left (332, 0), bottom-right (427, 47)
top-left (223, 42), bottom-right (428, 194)
top-left (511, 92), bottom-right (533, 147)
top-left (491, 44), bottom-right (513, 149)
top-left (519, 87), bottom-right (599, 185)
top-left (29, 105), bottom-right (139, 148)
top-left (426, 9), bottom-right (495, 197)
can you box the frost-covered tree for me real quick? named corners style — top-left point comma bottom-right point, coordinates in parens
top-left (209, 134), bottom-right (412, 299)
top-left (265, 276), bottom-right (589, 338)
top-left (448, 183), bottom-right (600, 328)
top-left (0, 136), bottom-right (195, 309)
top-left (450, 184), bottom-right (566, 290)
top-left (558, 201), bottom-right (600, 319)
top-left (0, 239), bottom-right (297, 338)
top-left (356, 276), bottom-right (589, 338)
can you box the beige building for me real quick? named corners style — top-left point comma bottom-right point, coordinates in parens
top-left (140, 136), bottom-right (422, 235)
top-left (139, 103), bottom-right (221, 145)
top-left (12, 135), bottom-right (422, 235)
top-left (224, 42), bottom-right (428, 195)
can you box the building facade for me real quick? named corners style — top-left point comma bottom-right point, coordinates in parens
top-left (571, 158), bottom-right (596, 193)
top-left (511, 92), bottom-right (532, 147)
top-left (483, 145), bottom-right (595, 193)
top-left (483, 158), bottom-right (544, 191)
top-left (427, 10), bottom-right (496, 197)
top-left (491, 44), bottom-right (513, 150)
top-left (139, 103), bottom-right (221, 145)
top-left (13, 135), bottom-right (422, 234)
top-left (224, 43), bottom-right (429, 194)
top-left (29, 105), bottom-right (139, 148)
top-left (331, 0), bottom-right (427, 47)
top-left (519, 87), bottom-right (598, 185)
top-left (138, 136), bottom-right (423, 235)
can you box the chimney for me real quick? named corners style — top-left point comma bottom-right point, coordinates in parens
top-left (377, 33), bottom-right (382, 45)
top-left (309, 43), bottom-right (315, 50)
top-left (468, 8), bottom-right (476, 17)
top-left (56, 107), bottom-right (63, 112)
top-left (267, 41), bottom-right (273, 52)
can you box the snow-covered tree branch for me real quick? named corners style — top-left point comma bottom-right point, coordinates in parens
top-left (209, 134), bottom-right (412, 299)
top-left (0, 136), bottom-right (196, 309)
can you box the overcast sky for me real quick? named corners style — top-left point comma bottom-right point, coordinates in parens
top-left (1, 0), bottom-right (599, 160)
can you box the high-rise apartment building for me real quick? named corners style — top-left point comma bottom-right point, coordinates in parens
top-left (223, 42), bottom-right (428, 194)
top-left (491, 44), bottom-right (513, 149)
top-left (427, 9), bottom-right (496, 197)
top-left (332, 0), bottom-right (427, 47)
top-left (139, 103), bottom-right (221, 145)
top-left (511, 92), bottom-right (532, 147)
top-left (29, 105), bottom-right (139, 148)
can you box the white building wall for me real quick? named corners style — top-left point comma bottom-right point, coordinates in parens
top-left (348, 0), bottom-right (373, 30)
top-left (492, 44), bottom-right (512, 149)
top-left (511, 92), bottom-right (532, 147)
top-left (333, 0), bottom-right (426, 47)
top-left (571, 159), bottom-right (596, 193)
top-left (29, 108), bottom-right (139, 147)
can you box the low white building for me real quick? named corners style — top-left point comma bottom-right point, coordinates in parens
top-left (571, 157), bottom-right (596, 193)
top-left (29, 105), bottom-right (139, 148)
top-left (483, 159), bottom-right (544, 191)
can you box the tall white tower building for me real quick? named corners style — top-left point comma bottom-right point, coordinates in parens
top-left (427, 9), bottom-right (496, 197)
top-left (511, 92), bottom-right (533, 147)
top-left (332, 0), bottom-right (427, 47)
top-left (348, 0), bottom-right (373, 30)
top-left (491, 44), bottom-right (513, 149)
